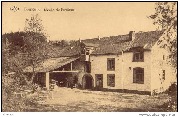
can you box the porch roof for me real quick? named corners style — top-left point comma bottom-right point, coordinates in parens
top-left (23, 57), bottom-right (79, 72)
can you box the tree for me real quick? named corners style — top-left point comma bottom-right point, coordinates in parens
top-left (61, 40), bottom-right (69, 47)
top-left (2, 38), bottom-right (10, 74)
top-left (69, 40), bottom-right (80, 46)
top-left (149, 2), bottom-right (177, 69)
top-left (24, 14), bottom-right (48, 83)
top-left (149, 2), bottom-right (177, 111)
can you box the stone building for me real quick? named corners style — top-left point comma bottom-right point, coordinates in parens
top-left (24, 30), bottom-right (176, 95)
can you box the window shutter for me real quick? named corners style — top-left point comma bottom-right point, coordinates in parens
top-left (133, 68), bottom-right (136, 83)
top-left (142, 68), bottom-right (144, 82)
top-left (107, 59), bottom-right (109, 70)
top-left (133, 52), bottom-right (135, 61)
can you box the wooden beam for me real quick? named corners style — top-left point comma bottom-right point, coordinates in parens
top-left (51, 71), bottom-right (79, 73)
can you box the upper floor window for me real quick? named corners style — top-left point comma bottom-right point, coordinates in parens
top-left (133, 67), bottom-right (144, 84)
top-left (133, 51), bottom-right (144, 62)
top-left (81, 48), bottom-right (85, 55)
top-left (107, 58), bottom-right (115, 71)
top-left (86, 50), bottom-right (90, 55)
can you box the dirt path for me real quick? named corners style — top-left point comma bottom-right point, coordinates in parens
top-left (34, 87), bottom-right (169, 112)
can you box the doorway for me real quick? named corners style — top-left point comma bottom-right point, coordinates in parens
top-left (95, 74), bottom-right (103, 90)
top-left (82, 74), bottom-right (93, 89)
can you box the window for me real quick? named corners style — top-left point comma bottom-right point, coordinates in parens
top-left (85, 62), bottom-right (91, 73)
top-left (162, 70), bottom-right (165, 80)
top-left (133, 51), bottom-right (144, 62)
top-left (86, 50), bottom-right (90, 55)
top-left (107, 58), bottom-right (115, 70)
top-left (133, 67), bottom-right (144, 84)
top-left (81, 48), bottom-right (85, 55)
top-left (107, 74), bottom-right (115, 87)
top-left (163, 55), bottom-right (165, 60)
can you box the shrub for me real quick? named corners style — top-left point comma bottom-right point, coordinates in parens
top-left (164, 82), bottom-right (177, 112)
top-left (2, 74), bottom-right (39, 112)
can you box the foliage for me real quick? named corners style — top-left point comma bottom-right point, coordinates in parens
top-left (149, 2), bottom-right (177, 111)
top-left (149, 2), bottom-right (177, 68)
top-left (69, 40), bottom-right (80, 46)
top-left (159, 83), bottom-right (177, 112)
top-left (2, 14), bottom-right (49, 112)
top-left (23, 14), bottom-right (48, 83)
top-left (2, 74), bottom-right (38, 112)
top-left (2, 31), bottom-right (26, 55)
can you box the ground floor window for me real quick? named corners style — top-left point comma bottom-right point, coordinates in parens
top-left (107, 74), bottom-right (115, 87)
top-left (133, 67), bottom-right (144, 84)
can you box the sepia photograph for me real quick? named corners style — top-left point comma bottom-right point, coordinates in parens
top-left (1, 1), bottom-right (177, 112)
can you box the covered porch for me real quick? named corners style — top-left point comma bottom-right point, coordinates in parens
top-left (23, 57), bottom-right (81, 90)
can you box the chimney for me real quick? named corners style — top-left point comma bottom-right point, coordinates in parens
top-left (79, 38), bottom-right (81, 43)
top-left (129, 31), bottom-right (135, 41)
top-left (98, 36), bottom-right (100, 40)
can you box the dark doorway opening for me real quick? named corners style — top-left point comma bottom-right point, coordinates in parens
top-left (85, 61), bottom-right (91, 73)
top-left (82, 74), bottom-right (93, 89)
top-left (50, 73), bottom-right (67, 87)
top-left (95, 74), bottom-right (103, 90)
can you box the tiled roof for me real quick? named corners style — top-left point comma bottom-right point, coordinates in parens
top-left (82, 38), bottom-right (100, 44)
top-left (58, 46), bottom-right (81, 57)
top-left (91, 42), bottom-right (132, 55)
top-left (82, 42), bottom-right (99, 47)
top-left (46, 46), bottom-right (64, 58)
top-left (131, 30), bottom-right (164, 49)
top-left (23, 57), bottom-right (79, 72)
top-left (58, 30), bottom-right (164, 56)
top-left (91, 30), bottom-right (164, 55)
top-left (82, 34), bottom-right (130, 45)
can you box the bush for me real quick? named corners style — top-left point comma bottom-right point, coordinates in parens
top-left (2, 74), bottom-right (39, 112)
top-left (166, 82), bottom-right (177, 95)
top-left (164, 82), bottom-right (177, 112)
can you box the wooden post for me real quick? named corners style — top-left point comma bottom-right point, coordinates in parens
top-left (70, 62), bottom-right (73, 71)
top-left (45, 72), bottom-right (49, 90)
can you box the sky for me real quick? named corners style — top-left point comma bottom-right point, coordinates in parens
top-left (2, 2), bottom-right (158, 41)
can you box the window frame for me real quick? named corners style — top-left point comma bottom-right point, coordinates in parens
top-left (107, 58), bottom-right (115, 71)
top-left (107, 74), bottom-right (115, 87)
top-left (133, 67), bottom-right (144, 84)
top-left (133, 50), bottom-right (144, 62)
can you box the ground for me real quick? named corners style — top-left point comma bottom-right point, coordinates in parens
top-left (26, 87), bottom-right (170, 112)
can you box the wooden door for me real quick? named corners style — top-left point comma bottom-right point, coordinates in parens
top-left (95, 74), bottom-right (103, 89)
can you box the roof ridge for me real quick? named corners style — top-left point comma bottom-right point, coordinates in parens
top-left (81, 30), bottom-right (163, 42)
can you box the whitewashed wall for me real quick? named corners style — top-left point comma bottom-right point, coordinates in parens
top-left (122, 51), bottom-right (151, 92)
top-left (90, 54), bottom-right (122, 89)
top-left (151, 44), bottom-right (176, 94)
top-left (90, 51), bottom-right (152, 92)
